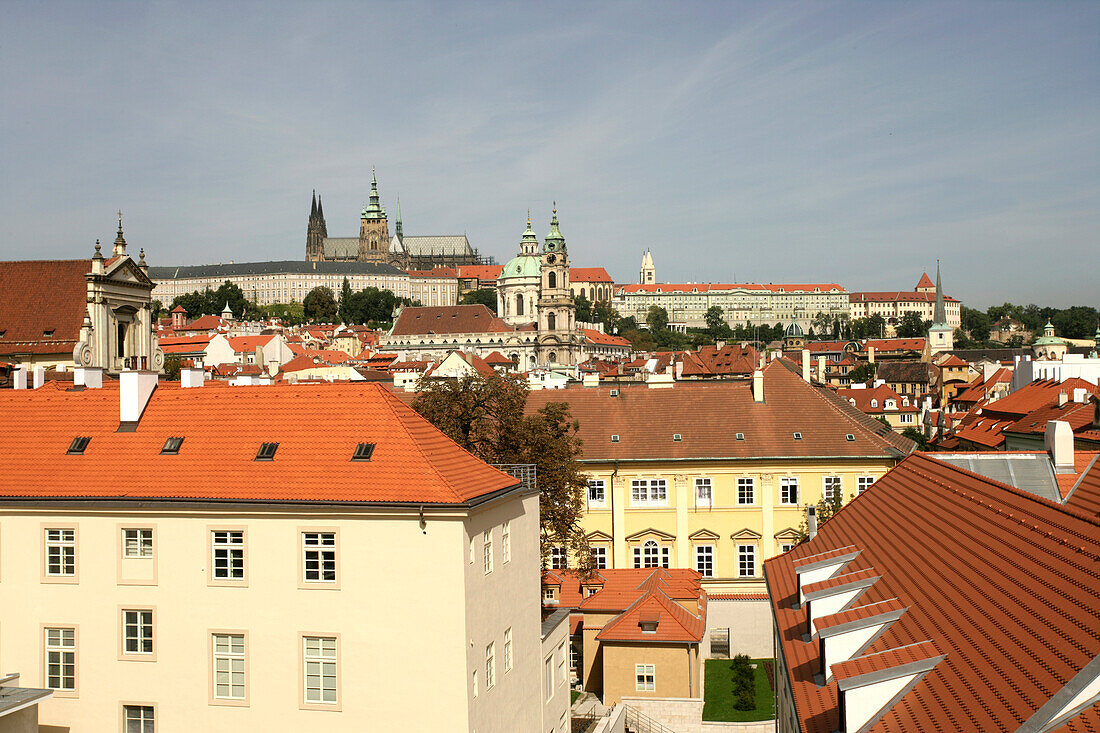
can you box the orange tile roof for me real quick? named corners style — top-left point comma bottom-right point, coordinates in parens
top-left (391, 305), bottom-right (511, 336)
top-left (836, 385), bottom-right (918, 414)
top-left (176, 314), bottom-right (228, 332)
top-left (482, 351), bottom-right (513, 366)
top-left (454, 265), bottom-right (503, 281)
top-left (938, 354), bottom-right (969, 367)
top-left (1065, 456), bottom-right (1100, 517)
top-left (764, 453), bottom-right (1100, 733)
top-left (569, 267), bottom-right (614, 283)
top-left (916, 272), bottom-right (935, 289)
top-left (862, 338), bottom-right (928, 352)
top-left (0, 259), bottom-right (91, 355)
top-left (226, 335), bottom-right (277, 353)
top-left (0, 382), bottom-right (518, 504)
top-left (583, 329), bottom-right (631, 347)
top-left (849, 291), bottom-right (959, 303)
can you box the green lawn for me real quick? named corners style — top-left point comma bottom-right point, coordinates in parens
top-left (702, 658), bottom-right (775, 722)
top-left (570, 690), bottom-right (581, 705)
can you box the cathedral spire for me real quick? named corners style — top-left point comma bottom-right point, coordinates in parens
top-left (395, 195), bottom-right (403, 239)
top-left (311, 190), bottom-right (317, 219)
top-left (363, 168), bottom-right (383, 218)
top-left (932, 259), bottom-right (946, 325)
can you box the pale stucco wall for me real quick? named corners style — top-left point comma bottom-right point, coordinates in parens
top-left (0, 496), bottom-right (538, 732)
top-left (705, 598), bottom-right (773, 659)
top-left (539, 610), bottom-right (571, 733)
top-left (601, 643), bottom-right (698, 705)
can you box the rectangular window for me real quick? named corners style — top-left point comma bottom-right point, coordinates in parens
top-left (303, 532), bottom-right (337, 583)
top-left (545, 656), bottom-right (554, 701)
top-left (631, 479), bottom-right (647, 504)
top-left (123, 529), bottom-right (154, 558)
top-left (483, 529), bottom-right (493, 574)
top-left (695, 545), bottom-right (714, 577)
top-left (737, 477), bottom-right (755, 505)
top-left (303, 636), bottom-right (338, 705)
top-left (780, 477), bottom-right (799, 505)
top-left (123, 705), bottom-right (155, 733)
top-left (123, 609), bottom-right (154, 655)
top-left (824, 476), bottom-right (841, 503)
top-left (633, 543), bottom-right (670, 569)
top-left (504, 628), bottom-right (513, 672)
top-left (650, 479), bottom-right (667, 503)
top-left (631, 479), bottom-right (667, 506)
top-left (558, 640), bottom-right (567, 685)
top-left (549, 547), bottom-right (567, 570)
top-left (635, 664), bottom-right (655, 691)
top-left (502, 521), bottom-right (511, 564)
top-left (486, 642), bottom-right (496, 690)
top-left (212, 531), bottom-right (244, 580)
top-left (45, 528), bottom-right (76, 576)
top-left (858, 476), bottom-right (875, 494)
top-left (44, 627), bottom-right (75, 692)
top-left (738, 545), bottom-right (757, 578)
top-left (543, 587), bottom-right (556, 602)
top-left (587, 479), bottom-right (606, 507)
top-left (592, 546), bottom-right (607, 569)
top-left (695, 478), bottom-right (712, 507)
top-left (213, 633), bottom-right (246, 701)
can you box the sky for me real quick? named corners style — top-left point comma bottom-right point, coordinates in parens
top-left (2, 1), bottom-right (1098, 309)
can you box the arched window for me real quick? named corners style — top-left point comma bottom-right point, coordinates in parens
top-left (548, 271), bottom-right (557, 289)
top-left (547, 312), bottom-right (556, 330)
top-left (643, 540), bottom-right (659, 568)
top-left (509, 353), bottom-right (519, 366)
top-left (548, 351), bottom-right (557, 363)
top-left (516, 293), bottom-right (524, 316)
top-left (589, 287), bottom-right (594, 301)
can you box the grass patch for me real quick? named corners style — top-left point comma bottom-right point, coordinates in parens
top-left (703, 658), bottom-right (775, 722)
top-left (571, 689), bottom-right (581, 705)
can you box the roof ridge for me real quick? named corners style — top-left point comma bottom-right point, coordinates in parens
top-left (799, 367), bottom-right (908, 451)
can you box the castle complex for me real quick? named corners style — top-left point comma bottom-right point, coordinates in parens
top-left (305, 172), bottom-right (492, 270)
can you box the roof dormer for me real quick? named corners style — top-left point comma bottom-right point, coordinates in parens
top-left (832, 641), bottom-right (944, 733)
top-left (793, 546), bottom-right (861, 608)
top-left (801, 568), bottom-right (880, 635)
top-left (815, 598), bottom-right (907, 682)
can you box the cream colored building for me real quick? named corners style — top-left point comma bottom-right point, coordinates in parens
top-left (527, 362), bottom-right (913, 595)
top-left (0, 378), bottom-right (555, 732)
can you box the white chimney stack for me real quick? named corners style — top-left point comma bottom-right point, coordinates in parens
top-left (33, 365), bottom-right (45, 389)
top-left (120, 370), bottom-right (159, 424)
top-left (12, 366), bottom-right (27, 390)
top-left (1073, 388), bottom-right (1087, 404)
top-left (817, 356), bottom-right (826, 380)
top-left (1045, 420), bottom-right (1074, 473)
top-left (181, 366), bottom-right (205, 388)
top-left (74, 367), bottom-right (103, 389)
top-left (1058, 391), bottom-right (1068, 408)
top-left (807, 505), bottom-right (818, 540)
top-left (753, 370), bottom-right (765, 403)
top-left (801, 349), bottom-right (811, 382)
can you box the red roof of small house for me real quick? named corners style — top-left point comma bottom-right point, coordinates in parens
top-left (938, 354), bottom-right (969, 367)
top-left (454, 265), bottom-right (504, 281)
top-left (570, 267), bottom-right (614, 283)
top-left (391, 305), bottom-right (511, 336)
top-left (583, 329), bottom-right (631, 347)
top-left (170, 305), bottom-right (188, 314)
top-left (483, 351), bottom-right (514, 366)
top-left (157, 334), bottom-right (215, 354)
top-left (849, 291), bottom-right (959, 303)
top-left (0, 382), bottom-right (519, 504)
top-left (764, 452), bottom-right (1100, 733)
top-left (176, 315), bottom-right (229, 332)
top-left (916, 272), bottom-right (935, 289)
top-left (227, 335), bottom-right (277, 353)
top-left (0, 259), bottom-right (92, 356)
top-left (862, 338), bottom-right (927, 353)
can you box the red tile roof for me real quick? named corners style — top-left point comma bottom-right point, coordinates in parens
top-left (849, 291), bottom-right (959, 303)
top-left (915, 272), bottom-right (935, 289)
top-left (226, 335), bottom-right (277, 353)
top-left (620, 283), bottom-right (845, 294)
top-left (0, 382), bottom-right (518, 504)
top-left (0, 260), bottom-right (91, 355)
top-left (861, 338), bottom-right (928, 353)
top-left (938, 354), bottom-right (969, 367)
top-left (1065, 455), bottom-right (1100, 518)
top-left (391, 305), bottom-right (511, 336)
top-left (482, 351), bottom-right (513, 366)
top-left (836, 385), bottom-right (918, 414)
top-left (764, 452), bottom-right (1100, 733)
top-left (569, 267), bottom-right (614, 283)
top-left (175, 314), bottom-right (228, 332)
top-left (454, 265), bottom-right (504, 281)
top-left (583, 329), bottom-right (631, 347)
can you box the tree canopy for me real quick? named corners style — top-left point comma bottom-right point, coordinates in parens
top-left (412, 373), bottom-right (592, 570)
top-left (460, 288), bottom-right (498, 314)
top-left (302, 286), bottom-right (338, 323)
top-left (646, 305), bottom-right (670, 332)
top-left (170, 280), bottom-right (261, 320)
top-left (573, 292), bottom-right (593, 323)
top-left (895, 311), bottom-right (931, 338)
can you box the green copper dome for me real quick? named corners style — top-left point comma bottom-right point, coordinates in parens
top-left (500, 254), bottom-right (541, 279)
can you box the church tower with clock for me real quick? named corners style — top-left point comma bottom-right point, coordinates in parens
top-left (537, 205), bottom-right (581, 364)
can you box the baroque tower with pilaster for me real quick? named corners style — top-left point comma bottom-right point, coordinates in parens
top-left (537, 205), bottom-right (579, 365)
top-left (359, 170), bottom-right (390, 264)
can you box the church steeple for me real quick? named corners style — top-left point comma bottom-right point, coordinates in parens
top-left (544, 202), bottom-right (565, 252)
top-left (520, 212), bottom-right (538, 255)
top-left (932, 260), bottom-right (946, 325)
top-left (395, 195), bottom-right (403, 239)
top-left (927, 259), bottom-right (953, 354)
top-left (311, 190), bottom-right (317, 219)
top-left (112, 211), bottom-right (128, 257)
top-left (306, 190), bottom-right (327, 262)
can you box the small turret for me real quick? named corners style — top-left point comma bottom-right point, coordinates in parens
top-left (92, 239), bottom-right (104, 275)
top-left (640, 250), bottom-right (655, 285)
top-left (544, 202), bottom-right (565, 252)
top-left (112, 211), bottom-right (128, 257)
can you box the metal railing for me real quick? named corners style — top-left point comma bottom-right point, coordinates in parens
top-left (491, 464), bottom-right (536, 493)
top-left (624, 704), bottom-right (677, 733)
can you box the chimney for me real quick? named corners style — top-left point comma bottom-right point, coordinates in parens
top-left (181, 365), bottom-right (205, 388)
top-left (716, 340), bottom-right (725, 350)
top-left (255, 345), bottom-right (265, 369)
top-left (807, 505), bottom-right (818, 540)
top-left (33, 365), bottom-right (45, 389)
top-left (752, 370), bottom-right (764, 403)
top-left (74, 367), bottom-right (103, 389)
top-left (817, 355), bottom-right (826, 380)
top-left (1073, 387), bottom-right (1087, 404)
top-left (12, 366), bottom-right (27, 389)
top-left (120, 370), bottom-right (159, 425)
top-left (867, 346), bottom-right (875, 364)
top-left (1045, 420), bottom-right (1074, 473)
top-left (801, 349), bottom-right (811, 382)
top-left (1058, 391), bottom-right (1068, 408)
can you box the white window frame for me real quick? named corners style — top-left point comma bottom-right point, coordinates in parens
top-left (486, 642), bottom-right (496, 690)
top-left (695, 544), bottom-right (714, 577)
top-left (212, 530), bottom-right (245, 580)
top-left (122, 705), bottom-right (155, 733)
top-left (737, 477), bottom-right (755, 505)
top-left (483, 529), bottom-right (493, 574)
top-left (45, 527), bottom-right (76, 577)
top-left (780, 477), bottom-right (799, 505)
top-left (824, 476), bottom-right (842, 503)
top-left (587, 479), bottom-right (606, 508)
top-left (122, 609), bottom-right (154, 656)
top-left (543, 587), bottom-right (557, 602)
top-left (549, 546), bottom-right (568, 570)
top-left (695, 477), bottom-right (712, 507)
top-left (44, 627), bottom-right (76, 692)
top-left (630, 479), bottom-right (668, 507)
top-left (635, 663), bottom-right (655, 692)
top-left (857, 476), bottom-right (875, 494)
top-left (504, 628), bottom-right (513, 672)
top-left (303, 636), bottom-right (338, 706)
top-left (212, 633), bottom-right (247, 701)
top-left (633, 540), bottom-right (670, 569)
top-left (591, 546), bottom-right (607, 569)
top-left (502, 521), bottom-right (511, 564)
top-left (122, 529), bottom-right (154, 558)
top-left (738, 545), bottom-right (757, 578)
top-left (302, 532), bottom-right (337, 583)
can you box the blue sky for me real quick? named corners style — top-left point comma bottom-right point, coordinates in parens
top-left (2, 1), bottom-right (1097, 308)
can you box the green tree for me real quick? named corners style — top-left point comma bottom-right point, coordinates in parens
top-left (460, 288), bottom-right (498, 314)
top-left (895, 311), bottom-right (930, 338)
top-left (303, 286), bottom-right (338, 323)
top-left (794, 489), bottom-right (844, 542)
top-left (848, 362), bottom-right (877, 383)
top-left (622, 328), bottom-right (657, 352)
top-left (203, 281), bottom-right (258, 320)
top-left (261, 302), bottom-right (305, 326)
top-left (171, 291), bottom-right (208, 318)
top-left (901, 427), bottom-right (928, 450)
top-left (412, 373), bottom-right (592, 569)
top-left (592, 303), bottom-right (622, 334)
top-left (646, 305), bottom-right (670, 332)
top-left (573, 292), bottom-right (593, 323)
top-left (1053, 306), bottom-right (1099, 340)
top-left (151, 300), bottom-right (164, 320)
top-left (339, 277), bottom-right (353, 323)
top-left (162, 354), bottom-right (182, 381)
top-left (960, 306), bottom-right (991, 343)
top-left (704, 305), bottom-right (730, 339)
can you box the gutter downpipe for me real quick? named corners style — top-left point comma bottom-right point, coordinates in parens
top-left (610, 460), bottom-right (619, 568)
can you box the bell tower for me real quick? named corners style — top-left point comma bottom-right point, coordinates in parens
top-left (537, 204), bottom-right (577, 364)
top-left (359, 169), bottom-right (390, 263)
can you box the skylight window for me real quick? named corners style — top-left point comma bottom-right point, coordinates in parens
top-left (161, 437), bottom-right (184, 455)
top-left (67, 436), bottom-right (91, 455)
top-left (735, 433), bottom-right (745, 441)
top-left (793, 432), bottom-right (803, 440)
top-left (673, 434), bottom-right (682, 442)
top-left (846, 434), bottom-right (855, 442)
top-left (351, 442), bottom-right (375, 462)
top-left (611, 435), bottom-right (620, 443)
top-left (255, 442), bottom-right (279, 461)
